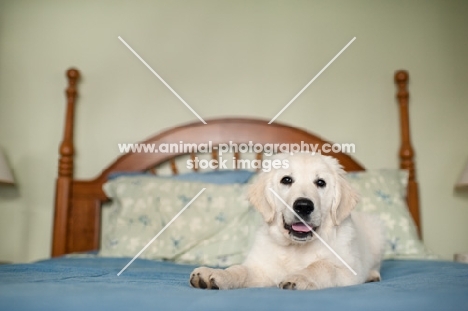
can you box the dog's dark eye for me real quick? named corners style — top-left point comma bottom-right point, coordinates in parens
top-left (315, 179), bottom-right (326, 188)
top-left (280, 176), bottom-right (294, 185)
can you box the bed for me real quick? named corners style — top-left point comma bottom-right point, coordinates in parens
top-left (1, 69), bottom-right (467, 311)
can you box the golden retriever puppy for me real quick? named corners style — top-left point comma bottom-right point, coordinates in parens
top-left (190, 153), bottom-right (384, 290)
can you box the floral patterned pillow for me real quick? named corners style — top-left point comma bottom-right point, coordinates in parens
top-left (347, 169), bottom-right (431, 259)
top-left (99, 176), bottom-right (259, 266)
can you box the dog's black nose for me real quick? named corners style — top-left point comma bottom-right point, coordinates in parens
top-left (293, 198), bottom-right (314, 216)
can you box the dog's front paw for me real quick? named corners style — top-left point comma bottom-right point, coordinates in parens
top-left (279, 274), bottom-right (318, 290)
top-left (190, 267), bottom-right (228, 290)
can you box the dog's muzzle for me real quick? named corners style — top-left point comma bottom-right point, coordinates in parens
top-left (283, 198), bottom-right (319, 242)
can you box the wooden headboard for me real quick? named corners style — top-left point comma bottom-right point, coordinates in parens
top-left (52, 69), bottom-right (420, 257)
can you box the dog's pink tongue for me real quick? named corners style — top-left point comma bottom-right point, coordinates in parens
top-left (292, 223), bottom-right (311, 232)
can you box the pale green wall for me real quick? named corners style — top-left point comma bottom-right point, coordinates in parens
top-left (0, 0), bottom-right (467, 263)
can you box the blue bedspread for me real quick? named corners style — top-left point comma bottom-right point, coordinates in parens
top-left (1, 257), bottom-right (467, 311)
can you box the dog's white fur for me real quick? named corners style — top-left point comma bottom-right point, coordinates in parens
top-left (190, 153), bottom-right (384, 290)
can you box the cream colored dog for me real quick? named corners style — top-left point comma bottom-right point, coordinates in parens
top-left (190, 153), bottom-right (384, 290)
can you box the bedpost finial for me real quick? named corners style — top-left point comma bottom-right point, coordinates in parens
top-left (395, 70), bottom-right (409, 84)
top-left (67, 68), bottom-right (80, 83)
top-left (66, 68), bottom-right (80, 101)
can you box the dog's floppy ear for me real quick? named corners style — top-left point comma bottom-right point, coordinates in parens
top-left (248, 174), bottom-right (275, 224)
top-left (331, 173), bottom-right (359, 226)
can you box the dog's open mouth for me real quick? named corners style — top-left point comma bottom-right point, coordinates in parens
top-left (283, 218), bottom-right (319, 241)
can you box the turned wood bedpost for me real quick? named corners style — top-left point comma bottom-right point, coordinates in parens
top-left (395, 70), bottom-right (421, 237)
top-left (52, 68), bottom-right (80, 257)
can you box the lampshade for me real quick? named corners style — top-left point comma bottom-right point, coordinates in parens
top-left (0, 150), bottom-right (14, 184)
top-left (455, 161), bottom-right (468, 191)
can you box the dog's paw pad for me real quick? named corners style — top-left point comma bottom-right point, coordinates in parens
top-left (190, 270), bottom-right (209, 289)
top-left (190, 267), bottom-right (223, 290)
top-left (280, 274), bottom-right (317, 290)
top-left (279, 281), bottom-right (297, 290)
top-left (209, 278), bottom-right (219, 290)
top-left (198, 278), bottom-right (207, 289)
top-left (189, 275), bottom-right (197, 287)
top-left (366, 270), bottom-right (381, 283)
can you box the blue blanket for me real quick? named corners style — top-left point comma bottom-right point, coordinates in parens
top-left (1, 257), bottom-right (467, 311)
